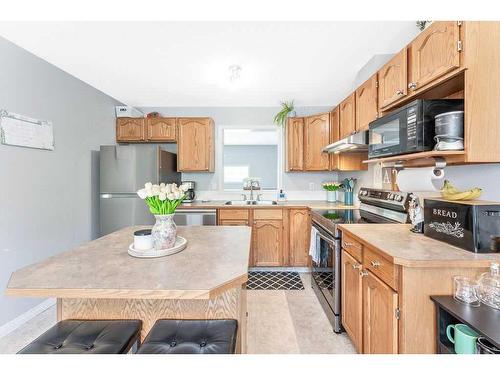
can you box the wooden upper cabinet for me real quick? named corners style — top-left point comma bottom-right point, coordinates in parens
top-left (252, 219), bottom-right (283, 267)
top-left (304, 113), bottom-right (330, 171)
top-left (116, 118), bottom-right (145, 142)
top-left (342, 250), bottom-right (363, 353)
top-left (177, 117), bottom-right (214, 172)
top-left (339, 93), bottom-right (356, 139)
top-left (147, 117), bottom-right (176, 142)
top-left (288, 209), bottom-right (310, 267)
top-left (286, 117), bottom-right (305, 171)
top-left (408, 21), bottom-right (461, 92)
top-left (355, 74), bottom-right (378, 132)
top-left (329, 107), bottom-right (340, 170)
top-left (378, 48), bottom-right (408, 110)
top-left (363, 271), bottom-right (399, 354)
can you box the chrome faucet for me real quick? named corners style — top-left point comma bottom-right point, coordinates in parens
top-left (245, 179), bottom-right (261, 202)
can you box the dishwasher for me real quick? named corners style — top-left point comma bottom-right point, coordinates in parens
top-left (173, 209), bottom-right (217, 226)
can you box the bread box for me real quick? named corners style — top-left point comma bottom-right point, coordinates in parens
top-left (423, 199), bottom-right (500, 253)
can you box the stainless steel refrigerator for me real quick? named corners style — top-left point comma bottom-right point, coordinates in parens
top-left (99, 144), bottom-right (181, 236)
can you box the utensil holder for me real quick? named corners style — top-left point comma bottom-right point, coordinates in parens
top-left (344, 191), bottom-right (354, 206)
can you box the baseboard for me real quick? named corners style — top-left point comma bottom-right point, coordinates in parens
top-left (0, 299), bottom-right (55, 339)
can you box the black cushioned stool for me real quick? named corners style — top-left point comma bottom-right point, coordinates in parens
top-left (18, 320), bottom-right (142, 354)
top-left (137, 319), bottom-right (238, 354)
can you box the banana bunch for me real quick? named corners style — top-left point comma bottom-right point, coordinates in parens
top-left (440, 180), bottom-right (482, 201)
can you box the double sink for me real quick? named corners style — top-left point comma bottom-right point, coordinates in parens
top-left (224, 200), bottom-right (278, 206)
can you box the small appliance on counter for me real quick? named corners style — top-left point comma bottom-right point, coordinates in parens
top-left (434, 110), bottom-right (465, 151)
top-left (368, 99), bottom-right (464, 159)
top-left (423, 199), bottom-right (500, 253)
top-left (408, 193), bottom-right (424, 233)
top-left (182, 181), bottom-right (196, 202)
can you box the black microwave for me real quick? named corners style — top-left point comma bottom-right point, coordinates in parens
top-left (368, 99), bottom-right (464, 159)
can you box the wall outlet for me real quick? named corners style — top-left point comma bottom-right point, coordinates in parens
top-left (309, 182), bottom-right (316, 191)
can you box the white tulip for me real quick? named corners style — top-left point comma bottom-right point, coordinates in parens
top-left (160, 183), bottom-right (165, 188)
top-left (159, 192), bottom-right (167, 201)
top-left (152, 184), bottom-right (161, 196)
top-left (145, 182), bottom-right (153, 190)
top-left (167, 192), bottom-right (175, 200)
top-left (180, 183), bottom-right (189, 192)
top-left (137, 189), bottom-right (147, 199)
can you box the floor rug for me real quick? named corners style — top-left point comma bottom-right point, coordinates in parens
top-left (246, 271), bottom-right (305, 290)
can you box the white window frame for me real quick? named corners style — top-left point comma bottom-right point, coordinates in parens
top-left (217, 124), bottom-right (283, 193)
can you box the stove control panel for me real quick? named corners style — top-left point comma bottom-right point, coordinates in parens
top-left (358, 188), bottom-right (409, 210)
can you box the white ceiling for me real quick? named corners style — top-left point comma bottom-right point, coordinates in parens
top-left (0, 22), bottom-right (418, 107)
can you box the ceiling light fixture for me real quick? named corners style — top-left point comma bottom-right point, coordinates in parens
top-left (228, 64), bottom-right (242, 83)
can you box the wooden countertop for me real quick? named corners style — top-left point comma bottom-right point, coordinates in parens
top-left (180, 200), bottom-right (358, 210)
top-left (339, 224), bottom-right (500, 268)
top-left (6, 226), bottom-right (251, 300)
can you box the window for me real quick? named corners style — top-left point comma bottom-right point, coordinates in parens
top-left (222, 128), bottom-right (279, 190)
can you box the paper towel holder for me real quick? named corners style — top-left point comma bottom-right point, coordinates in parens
top-left (394, 156), bottom-right (447, 176)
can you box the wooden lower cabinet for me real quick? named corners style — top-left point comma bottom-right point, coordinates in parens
top-left (252, 219), bottom-right (283, 267)
top-left (341, 250), bottom-right (363, 353)
top-left (362, 270), bottom-right (399, 354)
top-left (288, 209), bottom-right (310, 266)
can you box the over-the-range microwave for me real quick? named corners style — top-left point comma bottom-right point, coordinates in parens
top-left (368, 99), bottom-right (464, 159)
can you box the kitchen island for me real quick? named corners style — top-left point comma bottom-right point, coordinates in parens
top-left (6, 225), bottom-right (252, 352)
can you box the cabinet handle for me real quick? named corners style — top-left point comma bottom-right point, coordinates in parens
top-left (360, 270), bottom-right (369, 277)
top-left (370, 260), bottom-right (381, 268)
top-left (396, 89), bottom-right (404, 96)
top-left (408, 82), bottom-right (417, 90)
top-left (344, 242), bottom-right (354, 247)
top-left (352, 263), bottom-right (362, 270)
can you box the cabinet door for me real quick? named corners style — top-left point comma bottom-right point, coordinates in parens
top-left (219, 219), bottom-right (249, 226)
top-left (147, 117), bottom-right (176, 142)
top-left (286, 117), bottom-right (304, 171)
top-left (363, 271), bottom-right (399, 354)
top-left (339, 93), bottom-right (356, 139)
top-left (288, 209), bottom-right (310, 267)
top-left (252, 219), bottom-right (283, 267)
top-left (408, 21), bottom-right (461, 92)
top-left (177, 118), bottom-right (214, 172)
top-left (341, 250), bottom-right (363, 353)
top-left (355, 74), bottom-right (378, 132)
top-left (116, 118), bottom-right (145, 142)
top-left (304, 113), bottom-right (330, 171)
top-left (378, 49), bottom-right (408, 110)
top-left (329, 107), bottom-right (340, 170)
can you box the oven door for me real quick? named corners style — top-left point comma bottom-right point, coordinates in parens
top-left (311, 222), bottom-right (341, 329)
top-left (368, 109), bottom-right (407, 158)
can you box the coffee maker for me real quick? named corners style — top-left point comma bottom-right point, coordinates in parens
top-left (182, 181), bottom-right (196, 202)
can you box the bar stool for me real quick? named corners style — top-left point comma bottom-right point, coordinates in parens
top-left (137, 319), bottom-right (238, 354)
top-left (17, 319), bottom-right (142, 354)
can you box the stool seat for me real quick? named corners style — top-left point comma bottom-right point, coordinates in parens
top-left (137, 319), bottom-right (237, 354)
top-left (18, 320), bottom-right (142, 354)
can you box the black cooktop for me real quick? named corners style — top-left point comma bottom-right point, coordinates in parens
top-left (313, 209), bottom-right (362, 224)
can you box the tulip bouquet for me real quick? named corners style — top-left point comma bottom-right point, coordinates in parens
top-left (322, 181), bottom-right (343, 191)
top-left (137, 182), bottom-right (188, 215)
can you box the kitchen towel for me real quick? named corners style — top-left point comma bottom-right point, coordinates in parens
top-left (396, 167), bottom-right (445, 192)
top-left (309, 226), bottom-right (320, 264)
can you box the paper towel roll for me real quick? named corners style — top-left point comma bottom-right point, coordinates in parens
top-left (396, 167), bottom-right (445, 192)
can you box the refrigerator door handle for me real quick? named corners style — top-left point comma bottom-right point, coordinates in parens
top-left (100, 193), bottom-right (138, 199)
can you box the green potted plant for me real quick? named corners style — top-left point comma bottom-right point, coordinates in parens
top-left (273, 100), bottom-right (296, 127)
top-left (322, 181), bottom-right (343, 203)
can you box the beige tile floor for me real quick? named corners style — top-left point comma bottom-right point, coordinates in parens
top-left (0, 273), bottom-right (355, 354)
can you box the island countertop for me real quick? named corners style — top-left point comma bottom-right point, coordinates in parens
top-left (339, 224), bottom-right (500, 267)
top-left (6, 225), bottom-right (252, 300)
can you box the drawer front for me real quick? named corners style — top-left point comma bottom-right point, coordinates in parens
top-left (253, 209), bottom-right (283, 220)
top-left (363, 247), bottom-right (398, 291)
top-left (342, 234), bottom-right (363, 262)
top-left (218, 209), bottom-right (249, 220)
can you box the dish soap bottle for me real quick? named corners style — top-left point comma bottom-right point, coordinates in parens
top-left (277, 189), bottom-right (286, 202)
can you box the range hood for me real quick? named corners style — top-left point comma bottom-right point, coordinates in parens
top-left (322, 131), bottom-right (369, 154)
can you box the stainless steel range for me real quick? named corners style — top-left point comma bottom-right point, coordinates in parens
top-left (310, 188), bottom-right (411, 333)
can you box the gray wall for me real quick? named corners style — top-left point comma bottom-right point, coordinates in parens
top-left (139, 106), bottom-right (338, 192)
top-left (0, 37), bottom-right (121, 326)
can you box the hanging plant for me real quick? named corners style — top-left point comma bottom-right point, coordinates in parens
top-left (273, 100), bottom-right (295, 127)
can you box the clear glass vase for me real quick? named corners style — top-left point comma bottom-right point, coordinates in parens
top-left (326, 191), bottom-right (337, 202)
top-left (152, 214), bottom-right (177, 250)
